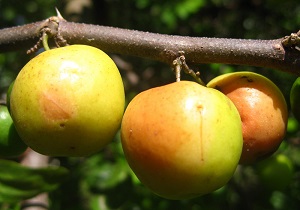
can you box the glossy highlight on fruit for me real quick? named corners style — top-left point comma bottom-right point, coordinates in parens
top-left (0, 105), bottom-right (27, 157)
top-left (290, 77), bottom-right (300, 122)
top-left (207, 72), bottom-right (288, 164)
top-left (10, 45), bottom-right (125, 157)
top-left (121, 81), bottom-right (243, 200)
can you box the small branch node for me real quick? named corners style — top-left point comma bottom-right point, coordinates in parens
top-left (26, 11), bottom-right (68, 54)
top-left (172, 52), bottom-right (206, 85)
top-left (282, 30), bottom-right (300, 51)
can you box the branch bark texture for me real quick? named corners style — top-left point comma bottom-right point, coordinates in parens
top-left (0, 18), bottom-right (299, 75)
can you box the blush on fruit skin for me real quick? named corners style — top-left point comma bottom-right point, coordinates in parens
top-left (39, 90), bottom-right (74, 121)
top-left (121, 81), bottom-right (243, 200)
top-left (10, 45), bottom-right (125, 157)
top-left (207, 72), bottom-right (288, 165)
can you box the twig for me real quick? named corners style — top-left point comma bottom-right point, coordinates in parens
top-left (172, 52), bottom-right (206, 85)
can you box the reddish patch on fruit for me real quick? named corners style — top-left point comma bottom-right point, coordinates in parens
top-left (39, 90), bottom-right (74, 121)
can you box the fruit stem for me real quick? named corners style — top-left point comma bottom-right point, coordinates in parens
top-left (173, 58), bottom-right (181, 82)
top-left (42, 32), bottom-right (50, 51)
top-left (172, 53), bottom-right (206, 86)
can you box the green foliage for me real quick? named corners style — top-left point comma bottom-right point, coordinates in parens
top-left (0, 0), bottom-right (58, 94)
top-left (0, 0), bottom-right (57, 26)
top-left (134, 0), bottom-right (207, 31)
top-left (0, 159), bottom-right (69, 203)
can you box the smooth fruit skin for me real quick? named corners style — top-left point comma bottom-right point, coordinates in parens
top-left (290, 77), bottom-right (300, 122)
top-left (10, 45), bottom-right (125, 156)
top-left (255, 154), bottom-right (294, 191)
top-left (0, 105), bottom-right (27, 157)
top-left (121, 81), bottom-right (243, 200)
top-left (207, 72), bottom-right (288, 164)
top-left (6, 80), bottom-right (14, 113)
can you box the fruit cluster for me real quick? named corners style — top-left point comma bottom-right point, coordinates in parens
top-left (121, 71), bottom-right (288, 199)
top-left (0, 44), bottom-right (294, 200)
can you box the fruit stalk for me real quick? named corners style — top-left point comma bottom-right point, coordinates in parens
top-left (42, 33), bottom-right (50, 51)
top-left (172, 54), bottom-right (206, 85)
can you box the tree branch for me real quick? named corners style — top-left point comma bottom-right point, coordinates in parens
top-left (0, 17), bottom-right (299, 75)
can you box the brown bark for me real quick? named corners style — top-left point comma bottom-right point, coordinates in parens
top-left (0, 17), bottom-right (299, 75)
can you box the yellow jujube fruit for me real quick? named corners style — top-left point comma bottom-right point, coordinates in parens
top-left (10, 45), bottom-right (125, 157)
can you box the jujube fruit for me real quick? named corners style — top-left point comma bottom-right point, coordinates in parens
top-left (0, 105), bottom-right (27, 157)
top-left (10, 45), bottom-right (125, 157)
top-left (207, 72), bottom-right (288, 164)
top-left (6, 80), bottom-right (14, 113)
top-left (121, 81), bottom-right (243, 200)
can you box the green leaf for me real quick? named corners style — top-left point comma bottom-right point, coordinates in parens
top-left (0, 159), bottom-right (69, 203)
top-left (86, 157), bottom-right (129, 191)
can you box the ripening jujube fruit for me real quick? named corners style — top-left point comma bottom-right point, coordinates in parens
top-left (121, 81), bottom-right (243, 200)
top-left (10, 45), bottom-right (125, 157)
top-left (207, 72), bottom-right (288, 164)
